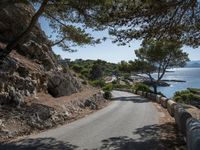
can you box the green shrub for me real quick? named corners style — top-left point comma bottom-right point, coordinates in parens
top-left (80, 69), bottom-right (89, 78)
top-left (112, 80), bottom-right (117, 84)
top-left (91, 80), bottom-right (105, 88)
top-left (174, 90), bottom-right (190, 97)
top-left (104, 91), bottom-right (112, 99)
top-left (113, 83), bottom-right (132, 89)
top-left (187, 88), bottom-right (200, 94)
top-left (133, 83), bottom-right (152, 93)
top-left (123, 73), bottom-right (130, 80)
top-left (174, 96), bottom-right (184, 103)
top-left (71, 64), bottom-right (83, 73)
top-left (193, 94), bottom-right (200, 101)
top-left (102, 83), bottom-right (113, 92)
top-left (173, 90), bottom-right (200, 104)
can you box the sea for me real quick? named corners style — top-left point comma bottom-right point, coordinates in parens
top-left (154, 68), bottom-right (200, 98)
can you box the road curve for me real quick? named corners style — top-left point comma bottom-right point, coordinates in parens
top-left (1, 91), bottom-right (164, 150)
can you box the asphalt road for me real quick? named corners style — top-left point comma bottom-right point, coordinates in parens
top-left (1, 91), bottom-right (164, 150)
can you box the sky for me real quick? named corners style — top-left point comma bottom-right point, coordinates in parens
top-left (39, 18), bottom-right (200, 64)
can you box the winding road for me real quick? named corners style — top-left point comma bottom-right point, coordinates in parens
top-left (0, 91), bottom-right (166, 150)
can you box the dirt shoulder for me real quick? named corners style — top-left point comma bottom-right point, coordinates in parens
top-left (0, 88), bottom-right (110, 143)
top-left (153, 102), bottom-right (186, 150)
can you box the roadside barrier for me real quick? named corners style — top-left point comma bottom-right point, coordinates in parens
top-left (167, 100), bottom-right (177, 117)
top-left (156, 95), bottom-right (161, 104)
top-left (147, 93), bottom-right (151, 99)
top-left (186, 118), bottom-right (200, 150)
top-left (142, 92), bottom-right (147, 97)
top-left (174, 104), bottom-right (192, 136)
top-left (132, 90), bottom-right (198, 150)
top-left (160, 97), bottom-right (168, 108)
top-left (114, 89), bottom-right (199, 149)
top-left (137, 90), bottom-right (143, 96)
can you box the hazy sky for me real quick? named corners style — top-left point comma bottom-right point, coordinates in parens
top-left (40, 18), bottom-right (200, 63)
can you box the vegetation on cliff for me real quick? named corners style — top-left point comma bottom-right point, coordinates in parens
top-left (174, 88), bottom-right (200, 107)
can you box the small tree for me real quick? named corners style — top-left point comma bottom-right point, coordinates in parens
top-left (133, 40), bottom-right (189, 93)
top-left (89, 63), bottom-right (104, 80)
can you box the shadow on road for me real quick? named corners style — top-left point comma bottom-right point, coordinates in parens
top-left (0, 123), bottom-right (186, 150)
top-left (112, 96), bottom-right (150, 103)
top-left (98, 122), bottom-right (186, 150)
top-left (0, 137), bottom-right (78, 150)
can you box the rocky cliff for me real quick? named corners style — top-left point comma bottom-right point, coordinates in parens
top-left (0, 1), bottom-right (82, 106)
top-left (0, 2), bottom-right (109, 142)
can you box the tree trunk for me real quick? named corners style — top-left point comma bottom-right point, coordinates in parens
top-left (153, 83), bottom-right (157, 94)
top-left (0, 0), bottom-right (49, 59)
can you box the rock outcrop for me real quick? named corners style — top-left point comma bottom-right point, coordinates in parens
top-left (0, 91), bottom-right (107, 142)
top-left (0, 1), bottom-right (82, 103)
top-left (47, 72), bottom-right (81, 98)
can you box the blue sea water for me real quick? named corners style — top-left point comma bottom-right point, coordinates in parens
top-left (155, 68), bottom-right (200, 98)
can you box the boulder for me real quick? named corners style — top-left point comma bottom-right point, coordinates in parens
top-left (0, 92), bottom-right (10, 105)
top-left (84, 99), bottom-right (97, 110)
top-left (27, 103), bottom-right (55, 129)
top-left (8, 87), bottom-right (24, 106)
top-left (47, 73), bottom-right (81, 97)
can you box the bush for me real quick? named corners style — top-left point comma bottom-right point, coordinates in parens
top-left (80, 69), bottom-right (89, 78)
top-left (104, 91), bottom-right (112, 99)
top-left (71, 64), bottom-right (83, 73)
top-left (102, 83), bottom-right (113, 92)
top-left (91, 80), bottom-right (105, 88)
top-left (112, 80), bottom-right (117, 84)
top-left (133, 83), bottom-right (152, 93)
top-left (173, 90), bottom-right (200, 104)
top-left (187, 88), bottom-right (200, 94)
top-left (113, 83), bottom-right (132, 89)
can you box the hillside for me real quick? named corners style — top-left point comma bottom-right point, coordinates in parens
top-left (0, 2), bottom-right (108, 142)
top-left (69, 59), bottom-right (119, 79)
top-left (185, 60), bottom-right (200, 68)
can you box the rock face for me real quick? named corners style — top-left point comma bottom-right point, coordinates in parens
top-left (0, 1), bottom-right (82, 102)
top-left (0, 91), bottom-right (107, 142)
top-left (47, 72), bottom-right (81, 97)
top-left (0, 1), bottom-right (57, 70)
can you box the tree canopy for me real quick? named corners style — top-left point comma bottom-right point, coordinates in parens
top-left (94, 0), bottom-right (200, 47)
top-left (1, 0), bottom-right (198, 59)
top-left (119, 40), bottom-right (189, 93)
top-left (0, 0), bottom-right (107, 58)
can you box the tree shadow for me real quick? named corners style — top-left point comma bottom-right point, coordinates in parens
top-left (0, 137), bottom-right (78, 150)
top-left (97, 122), bottom-right (186, 150)
top-left (112, 96), bottom-right (150, 103)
